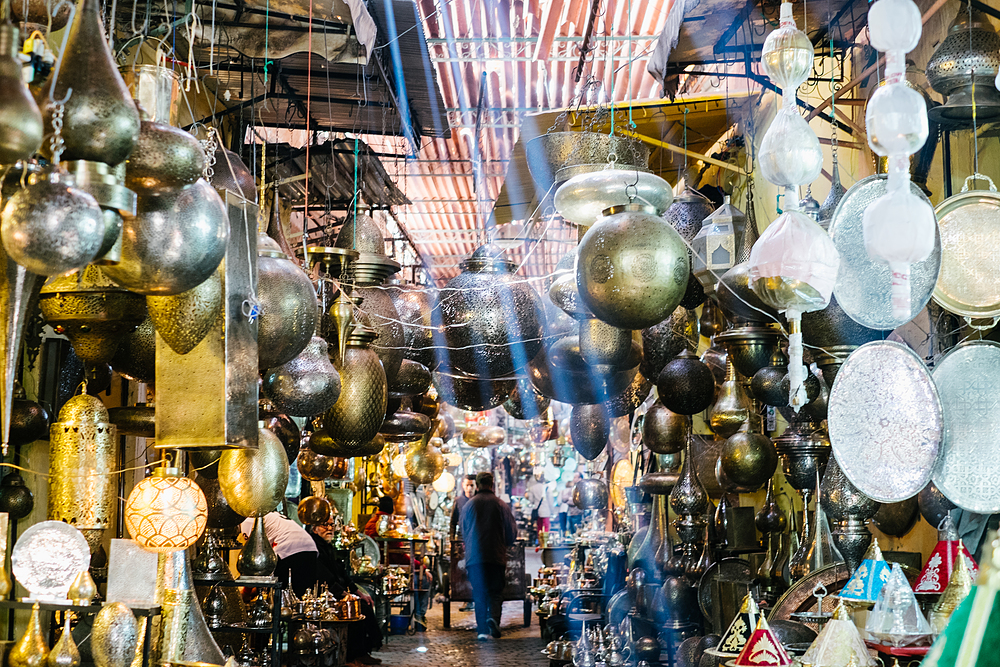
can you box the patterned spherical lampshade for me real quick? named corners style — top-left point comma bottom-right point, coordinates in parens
top-left (124, 467), bottom-right (208, 552)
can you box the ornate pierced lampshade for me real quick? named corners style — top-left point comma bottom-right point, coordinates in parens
top-left (124, 466), bottom-right (208, 552)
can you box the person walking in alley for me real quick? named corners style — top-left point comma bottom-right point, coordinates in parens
top-left (459, 472), bottom-right (517, 641)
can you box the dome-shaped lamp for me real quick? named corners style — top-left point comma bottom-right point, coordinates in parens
top-left (124, 465), bottom-right (208, 552)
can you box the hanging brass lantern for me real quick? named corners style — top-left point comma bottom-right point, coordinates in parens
top-left (579, 317), bottom-right (632, 368)
top-left (297, 444), bottom-right (336, 481)
top-left (1, 168), bottom-right (105, 276)
top-left (926, 1), bottom-right (1000, 125)
top-left (656, 350), bottom-right (716, 415)
top-left (353, 285), bottom-right (404, 386)
top-left (606, 371), bottom-right (652, 418)
top-left (708, 361), bottom-right (751, 438)
top-left (577, 204), bottom-right (690, 331)
top-left (573, 477), bottom-right (610, 510)
top-left (571, 403), bottom-right (609, 461)
top-left (210, 146), bottom-right (257, 202)
top-left (47, 392), bottom-right (117, 552)
top-left (388, 359), bottom-right (432, 399)
top-left (335, 205), bottom-right (401, 287)
top-left (462, 425), bottom-right (506, 448)
top-left (716, 262), bottom-right (782, 326)
top-left (110, 316), bottom-right (155, 384)
top-left (528, 334), bottom-right (639, 405)
top-left (195, 475), bottom-right (246, 529)
top-left (125, 111), bottom-right (206, 192)
top-left (386, 283), bottom-right (439, 370)
top-left (262, 336), bottom-right (341, 418)
top-left (381, 410), bottom-right (432, 443)
top-left (438, 243), bottom-right (544, 379)
top-left (642, 402), bottom-right (688, 455)
top-left (663, 182), bottom-right (716, 244)
top-left (323, 324), bottom-right (388, 452)
top-left (433, 371), bottom-right (515, 412)
top-left (124, 465), bottom-right (208, 552)
top-left (39, 265), bottom-right (146, 365)
top-left (146, 265), bottom-right (223, 355)
top-left (12, 0), bottom-right (70, 29)
top-left (0, 22), bottom-right (42, 165)
top-left (261, 410), bottom-right (301, 463)
top-left (503, 380), bottom-right (550, 421)
top-left (107, 405), bottom-right (155, 438)
top-left (639, 306), bottom-right (698, 381)
top-left (218, 427), bottom-right (289, 517)
top-left (257, 234), bottom-right (318, 370)
top-left (404, 437), bottom-right (445, 485)
top-left (720, 418), bottom-right (778, 490)
top-left (102, 179), bottom-right (228, 295)
top-left (41, 0), bottom-right (139, 166)
top-left (297, 496), bottom-right (332, 525)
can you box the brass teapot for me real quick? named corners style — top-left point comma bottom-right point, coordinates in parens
top-left (335, 592), bottom-right (362, 621)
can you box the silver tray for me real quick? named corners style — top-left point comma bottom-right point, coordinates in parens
top-left (11, 520), bottom-right (90, 601)
top-left (932, 175), bottom-right (1000, 319)
top-left (931, 340), bottom-right (1000, 513)
top-left (828, 341), bottom-right (942, 503)
top-left (829, 174), bottom-right (940, 331)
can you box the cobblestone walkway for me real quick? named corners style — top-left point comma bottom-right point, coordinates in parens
top-left (372, 600), bottom-right (547, 667)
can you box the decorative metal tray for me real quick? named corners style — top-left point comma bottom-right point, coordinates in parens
top-left (828, 341), bottom-right (942, 503)
top-left (11, 521), bottom-right (90, 602)
top-left (931, 340), bottom-right (1000, 513)
top-left (932, 174), bottom-right (1000, 319)
top-left (829, 174), bottom-right (940, 330)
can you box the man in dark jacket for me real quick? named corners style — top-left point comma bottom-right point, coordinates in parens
top-left (459, 472), bottom-right (517, 641)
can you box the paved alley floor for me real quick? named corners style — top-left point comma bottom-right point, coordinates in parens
top-left (371, 600), bottom-right (547, 667)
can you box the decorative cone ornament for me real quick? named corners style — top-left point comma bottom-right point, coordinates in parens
top-left (799, 602), bottom-right (876, 667)
top-left (715, 594), bottom-right (762, 656)
top-left (866, 562), bottom-right (932, 646)
top-left (930, 548), bottom-right (975, 634)
top-left (838, 537), bottom-right (892, 604)
top-left (862, 0), bottom-right (934, 321)
top-left (733, 617), bottom-right (793, 667)
top-left (922, 531), bottom-right (1000, 667)
top-left (915, 515), bottom-right (978, 595)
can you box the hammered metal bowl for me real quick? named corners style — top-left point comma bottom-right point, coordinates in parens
top-left (577, 204), bottom-right (690, 331)
top-left (354, 285), bottom-right (404, 385)
top-left (524, 131), bottom-right (650, 191)
top-left (40, 265), bottom-right (147, 365)
top-left (640, 306), bottom-right (698, 381)
top-left (258, 235), bottom-right (318, 370)
top-left (715, 326), bottom-right (782, 379)
top-left (146, 265), bottom-right (222, 356)
top-left (262, 336), bottom-right (341, 418)
top-left (101, 179), bottom-right (228, 295)
top-left (125, 118), bottom-right (205, 192)
top-left (438, 244), bottom-right (544, 379)
top-left (218, 428), bottom-right (290, 517)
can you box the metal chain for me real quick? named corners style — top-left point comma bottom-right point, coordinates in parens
top-left (49, 102), bottom-right (65, 165)
top-left (202, 128), bottom-right (218, 181)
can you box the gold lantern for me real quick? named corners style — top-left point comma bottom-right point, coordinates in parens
top-left (404, 438), bottom-right (445, 485)
top-left (217, 427), bottom-right (289, 517)
top-left (124, 466), bottom-right (208, 552)
top-left (47, 392), bottom-right (117, 552)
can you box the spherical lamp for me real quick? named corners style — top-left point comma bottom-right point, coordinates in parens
top-left (433, 470), bottom-right (456, 493)
top-left (124, 466), bottom-right (208, 552)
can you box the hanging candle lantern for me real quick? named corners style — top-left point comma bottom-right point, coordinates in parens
top-left (124, 465), bottom-right (208, 552)
top-left (257, 233), bottom-right (318, 370)
top-left (570, 404), bottom-right (609, 461)
top-left (641, 402), bottom-right (688, 455)
top-left (664, 182), bottom-right (716, 244)
top-left (386, 283), bottom-right (438, 370)
top-left (576, 204), bottom-right (690, 331)
top-left (146, 267), bottom-right (222, 355)
top-left (862, 0), bottom-right (935, 321)
top-left (297, 496), bottom-right (332, 525)
top-left (323, 324), bottom-right (388, 452)
top-left (262, 336), bottom-right (341, 418)
top-left (720, 418), bottom-right (778, 490)
top-left (708, 361), bottom-right (751, 438)
top-left (0, 22), bottom-right (42, 164)
top-left (110, 317), bottom-right (155, 384)
top-left (433, 470), bottom-right (456, 493)
top-left (1, 167), bottom-right (105, 276)
top-left (124, 110), bottom-right (205, 192)
top-left (48, 392), bottom-right (117, 552)
top-left (42, 0), bottom-right (140, 166)
top-left (656, 350), bottom-right (716, 415)
top-left (927, 1), bottom-right (1000, 125)
top-left (692, 196), bottom-right (744, 293)
top-left (404, 438), bottom-right (445, 485)
top-left (438, 243), bottom-right (544, 379)
top-left (102, 179), bottom-right (228, 295)
top-left (39, 265), bottom-right (146, 365)
top-left (354, 285), bottom-right (404, 386)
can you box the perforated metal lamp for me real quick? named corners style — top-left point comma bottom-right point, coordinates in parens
top-left (124, 466), bottom-right (208, 552)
